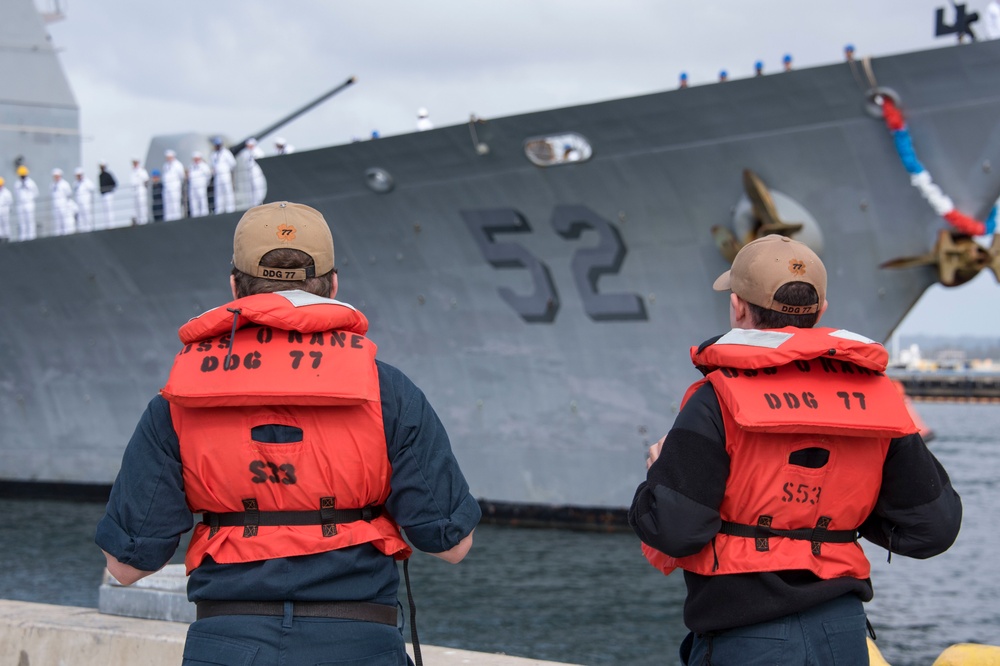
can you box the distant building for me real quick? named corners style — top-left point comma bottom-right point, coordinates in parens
top-left (934, 349), bottom-right (968, 370)
top-left (893, 343), bottom-right (924, 370)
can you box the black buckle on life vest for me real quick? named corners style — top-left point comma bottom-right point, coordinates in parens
top-left (720, 516), bottom-right (859, 554)
top-left (201, 502), bottom-right (385, 537)
top-left (811, 516), bottom-right (832, 555)
top-left (320, 496), bottom-right (338, 537)
top-left (755, 515), bottom-right (772, 552)
top-left (242, 498), bottom-right (260, 538)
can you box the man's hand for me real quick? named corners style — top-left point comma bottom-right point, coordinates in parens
top-left (646, 435), bottom-right (666, 470)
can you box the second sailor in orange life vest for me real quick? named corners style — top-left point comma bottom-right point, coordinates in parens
top-left (627, 234), bottom-right (962, 664)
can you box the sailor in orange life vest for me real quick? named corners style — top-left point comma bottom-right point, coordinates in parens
top-left (628, 234), bottom-right (962, 666)
top-left (96, 201), bottom-right (480, 665)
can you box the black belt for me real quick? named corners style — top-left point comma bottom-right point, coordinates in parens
top-left (196, 600), bottom-right (397, 625)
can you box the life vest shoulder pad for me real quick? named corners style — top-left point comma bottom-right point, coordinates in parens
top-left (691, 327), bottom-right (889, 373)
top-left (178, 291), bottom-right (368, 344)
top-left (163, 292), bottom-right (378, 408)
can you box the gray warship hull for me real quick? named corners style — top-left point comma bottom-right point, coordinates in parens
top-left (3, 40), bottom-right (1000, 516)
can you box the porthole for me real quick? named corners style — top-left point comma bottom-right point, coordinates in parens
top-left (365, 167), bottom-right (394, 193)
top-left (523, 132), bottom-right (592, 167)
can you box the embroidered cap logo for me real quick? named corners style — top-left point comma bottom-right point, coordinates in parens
top-left (277, 224), bottom-right (297, 241)
top-left (788, 258), bottom-right (806, 276)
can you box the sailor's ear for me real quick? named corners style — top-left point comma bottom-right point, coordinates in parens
top-left (230, 274), bottom-right (237, 300)
top-left (730, 292), bottom-right (752, 328)
top-left (815, 299), bottom-right (829, 325)
top-left (330, 272), bottom-right (339, 299)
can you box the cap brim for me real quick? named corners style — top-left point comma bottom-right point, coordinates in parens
top-left (713, 270), bottom-right (732, 291)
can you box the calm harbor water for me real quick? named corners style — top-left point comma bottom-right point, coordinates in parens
top-left (1, 402), bottom-right (996, 665)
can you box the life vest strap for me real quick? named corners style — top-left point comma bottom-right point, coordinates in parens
top-left (720, 517), bottom-right (858, 553)
top-left (203, 497), bottom-right (384, 538)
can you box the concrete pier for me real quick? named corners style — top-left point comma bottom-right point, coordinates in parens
top-left (0, 600), bottom-right (580, 665)
top-left (98, 565), bottom-right (195, 623)
top-left (4, 565), bottom-right (579, 665)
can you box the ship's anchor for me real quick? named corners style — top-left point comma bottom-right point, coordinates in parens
top-left (712, 169), bottom-right (807, 263)
top-left (880, 229), bottom-right (1000, 287)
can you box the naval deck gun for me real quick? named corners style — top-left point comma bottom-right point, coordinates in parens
top-left (144, 76), bottom-right (357, 168)
top-left (227, 76), bottom-right (356, 157)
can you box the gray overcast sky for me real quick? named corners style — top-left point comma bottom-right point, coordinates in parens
top-left (40, 0), bottom-right (999, 338)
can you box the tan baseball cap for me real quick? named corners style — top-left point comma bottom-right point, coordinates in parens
top-left (713, 234), bottom-right (826, 315)
top-left (233, 201), bottom-right (335, 280)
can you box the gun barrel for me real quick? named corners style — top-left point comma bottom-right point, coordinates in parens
top-left (231, 75), bottom-right (357, 155)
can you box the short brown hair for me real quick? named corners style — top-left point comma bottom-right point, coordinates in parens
top-left (746, 282), bottom-right (821, 329)
top-left (232, 248), bottom-right (334, 298)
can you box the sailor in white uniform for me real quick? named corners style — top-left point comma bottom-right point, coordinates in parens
top-left (416, 107), bottom-right (434, 131)
top-left (14, 166), bottom-right (39, 241)
top-left (274, 137), bottom-right (295, 155)
top-left (987, 0), bottom-right (1000, 39)
top-left (240, 137), bottom-right (267, 208)
top-left (51, 168), bottom-right (75, 235)
top-left (73, 167), bottom-right (96, 232)
top-left (210, 137), bottom-right (237, 214)
top-left (161, 150), bottom-right (187, 222)
top-left (130, 159), bottom-right (150, 224)
top-left (187, 152), bottom-right (212, 218)
top-left (0, 177), bottom-right (12, 242)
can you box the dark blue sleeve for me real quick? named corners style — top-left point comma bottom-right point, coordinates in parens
top-left (95, 395), bottom-right (193, 571)
top-left (377, 361), bottom-right (481, 553)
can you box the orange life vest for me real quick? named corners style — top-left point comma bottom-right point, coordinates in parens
top-left (643, 327), bottom-right (917, 580)
top-left (161, 290), bottom-right (410, 574)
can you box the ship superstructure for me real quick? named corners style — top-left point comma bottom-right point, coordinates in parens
top-left (0, 0), bottom-right (80, 236)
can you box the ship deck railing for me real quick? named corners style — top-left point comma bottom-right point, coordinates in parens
top-left (7, 170), bottom-right (261, 241)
